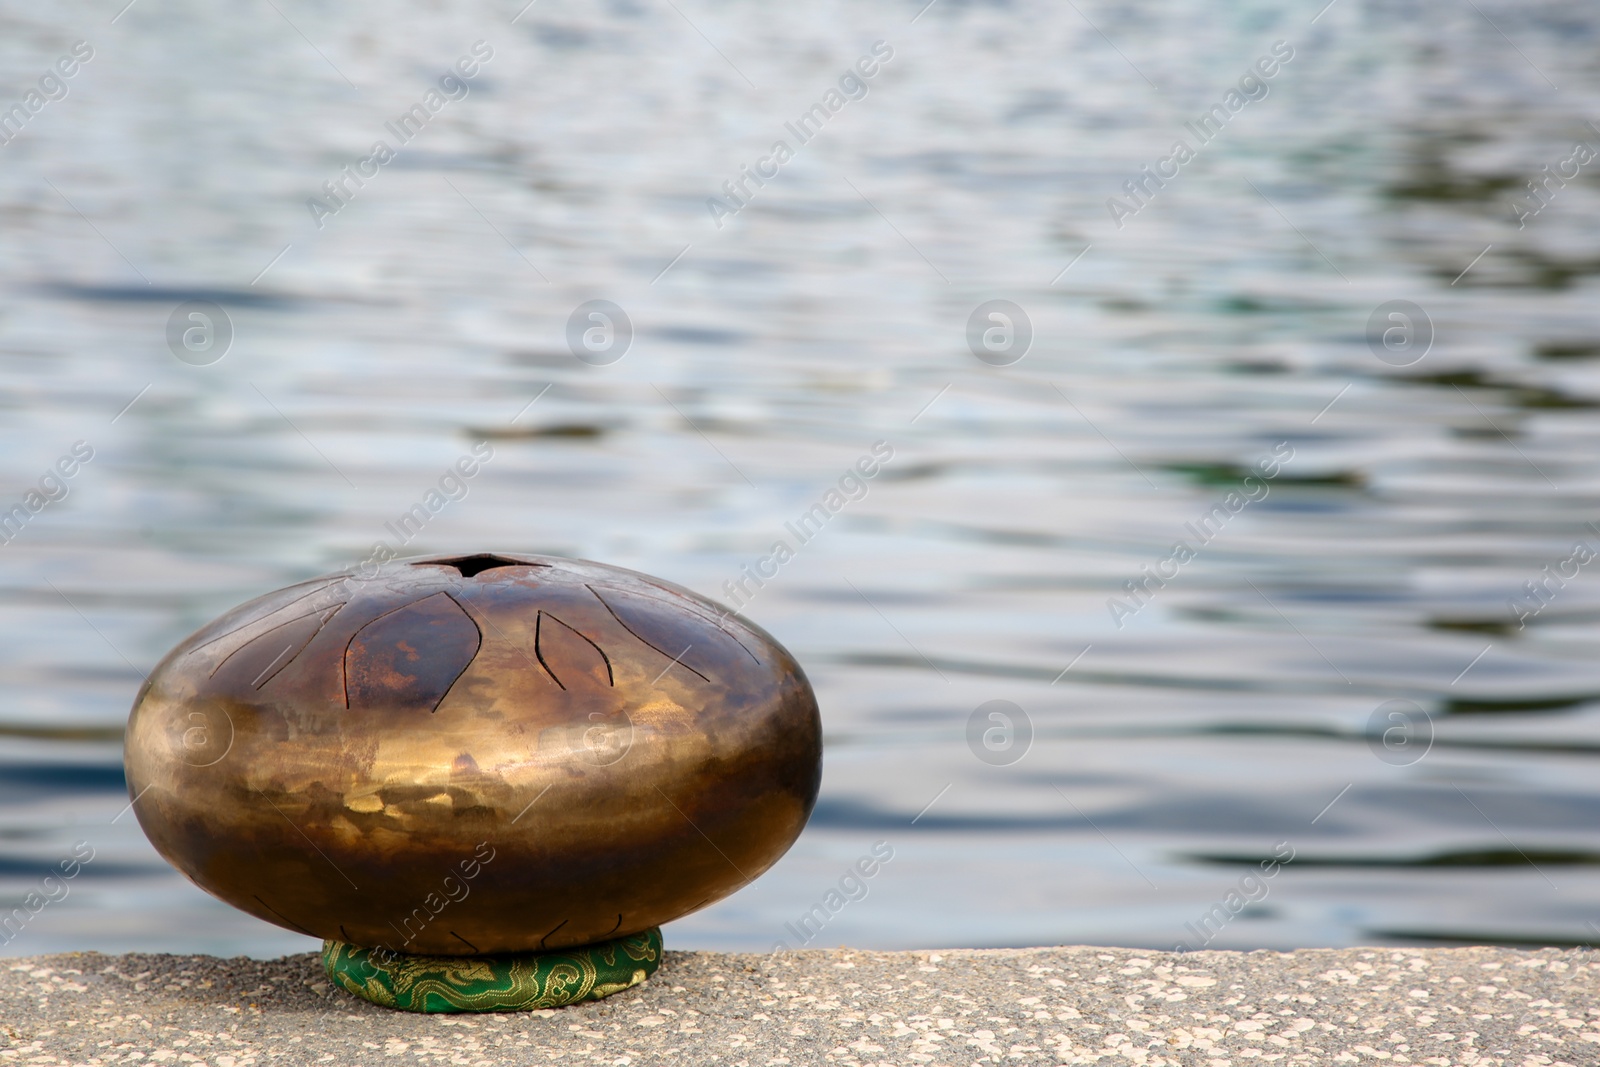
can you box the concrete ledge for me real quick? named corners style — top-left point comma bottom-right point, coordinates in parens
top-left (2, 945), bottom-right (1596, 1066)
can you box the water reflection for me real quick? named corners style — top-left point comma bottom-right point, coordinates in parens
top-left (2, 0), bottom-right (1600, 957)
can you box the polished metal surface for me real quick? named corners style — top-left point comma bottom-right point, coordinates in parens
top-left (123, 554), bottom-right (822, 956)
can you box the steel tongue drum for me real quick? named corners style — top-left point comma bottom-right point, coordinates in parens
top-left (123, 553), bottom-right (822, 1011)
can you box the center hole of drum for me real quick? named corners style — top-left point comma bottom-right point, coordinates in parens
top-left (420, 554), bottom-right (535, 578)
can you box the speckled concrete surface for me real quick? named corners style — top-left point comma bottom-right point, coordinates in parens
top-left (2, 945), bottom-right (1597, 1066)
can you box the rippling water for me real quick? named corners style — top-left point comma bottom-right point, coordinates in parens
top-left (3, 0), bottom-right (1600, 958)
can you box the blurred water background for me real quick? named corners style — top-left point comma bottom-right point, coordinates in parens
top-left (3, 0), bottom-right (1600, 958)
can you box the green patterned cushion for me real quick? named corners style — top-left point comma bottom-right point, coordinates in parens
top-left (323, 927), bottom-right (662, 1013)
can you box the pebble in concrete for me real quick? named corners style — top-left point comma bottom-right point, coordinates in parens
top-left (3, 945), bottom-right (1597, 1066)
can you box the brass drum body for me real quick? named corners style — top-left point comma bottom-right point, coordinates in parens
top-left (123, 554), bottom-right (822, 956)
